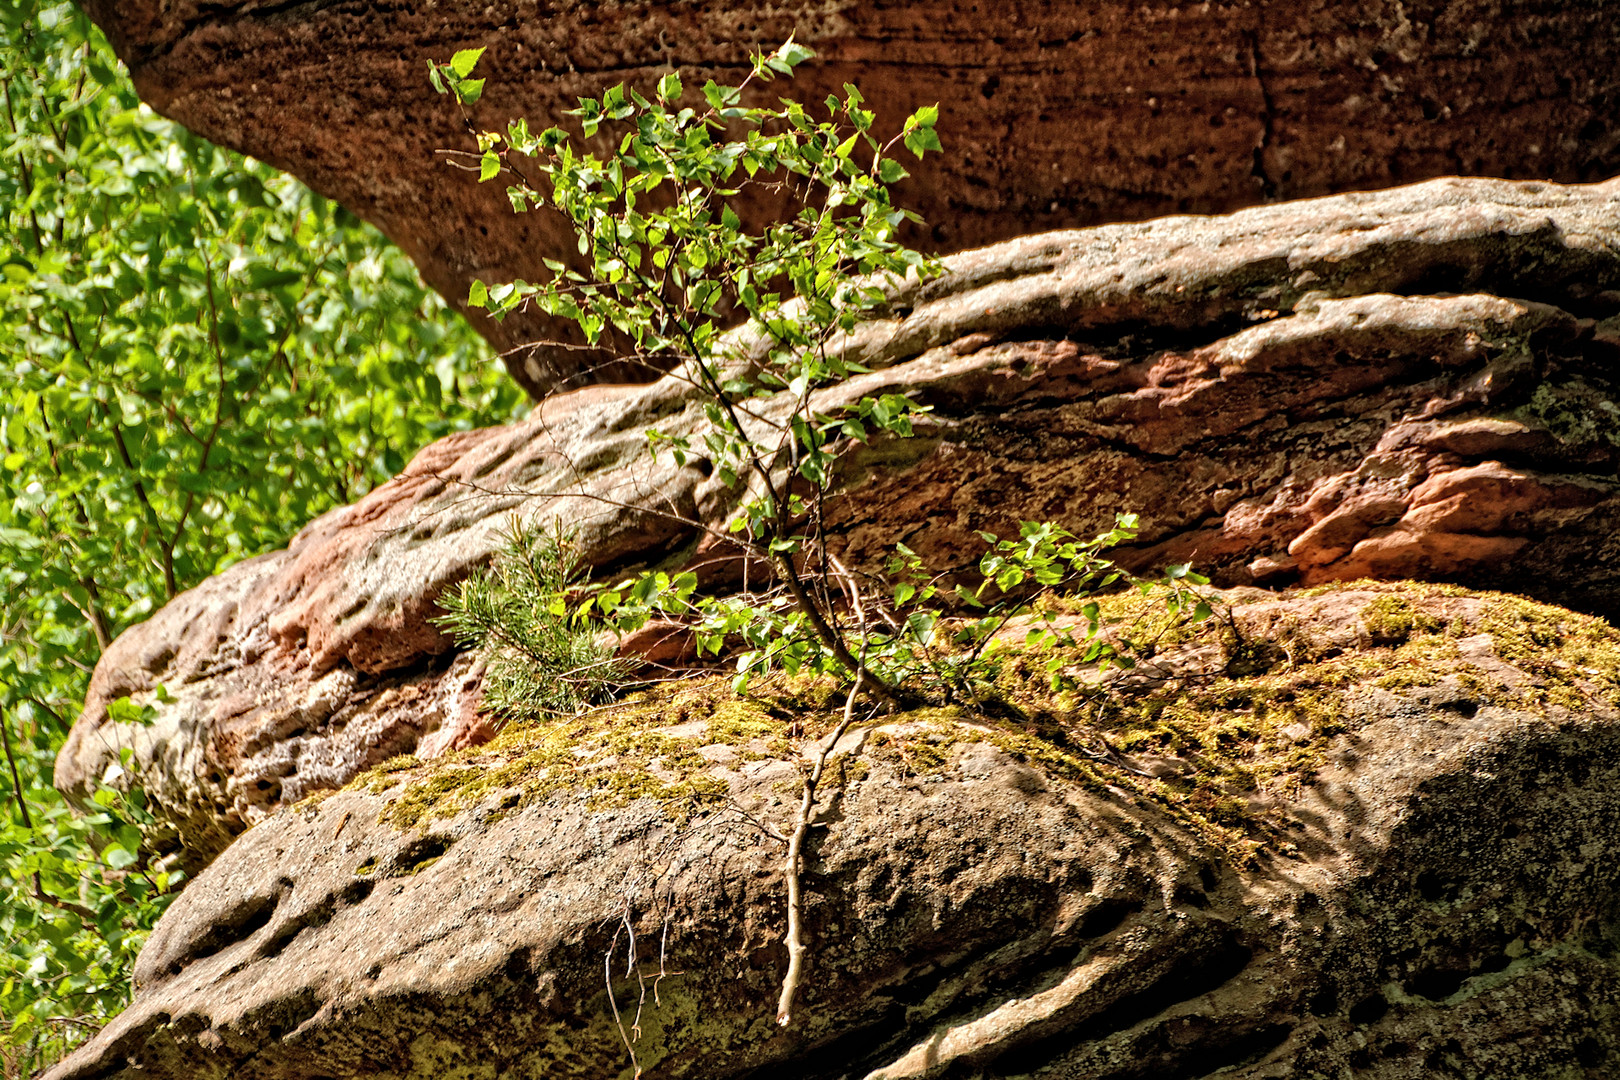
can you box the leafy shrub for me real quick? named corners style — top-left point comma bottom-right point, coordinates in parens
top-left (433, 40), bottom-right (945, 706)
top-left (382, 38), bottom-right (1237, 1043)
top-left (432, 42), bottom-right (1215, 712)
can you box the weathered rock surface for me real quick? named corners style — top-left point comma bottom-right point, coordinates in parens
top-left (44, 586), bottom-right (1620, 1079)
top-left (55, 176), bottom-right (1620, 868)
top-left (82, 0), bottom-right (1620, 394)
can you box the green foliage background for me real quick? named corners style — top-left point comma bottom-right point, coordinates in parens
top-left (0, 5), bottom-right (525, 1072)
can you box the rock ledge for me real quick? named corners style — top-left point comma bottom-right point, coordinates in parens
top-left (45, 584), bottom-right (1620, 1080)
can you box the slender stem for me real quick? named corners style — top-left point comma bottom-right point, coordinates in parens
top-left (2, 709), bottom-right (97, 923)
top-left (57, 310), bottom-right (170, 594)
top-left (1, 76), bottom-right (48, 253)
top-left (33, 402), bottom-right (115, 652)
top-left (1, 713), bottom-right (35, 835)
top-left (156, 246), bottom-right (234, 593)
top-left (96, 397), bottom-right (172, 597)
top-left (611, 233), bottom-right (905, 707)
top-left (605, 921), bottom-right (643, 1078)
top-left (776, 670), bottom-right (862, 1026)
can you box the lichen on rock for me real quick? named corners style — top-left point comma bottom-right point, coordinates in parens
top-left (366, 581), bottom-right (1620, 861)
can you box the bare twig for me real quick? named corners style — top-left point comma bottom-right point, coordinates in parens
top-left (605, 918), bottom-right (643, 1079)
top-left (631, 916), bottom-right (681, 1040)
top-left (776, 670), bottom-right (864, 1026)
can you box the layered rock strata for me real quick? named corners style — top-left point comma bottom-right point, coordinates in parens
top-left (44, 586), bottom-right (1620, 1079)
top-left (55, 176), bottom-right (1620, 867)
top-left (81, 0), bottom-right (1620, 394)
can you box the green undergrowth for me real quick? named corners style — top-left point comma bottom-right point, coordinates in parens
top-left (349, 582), bottom-right (1620, 864)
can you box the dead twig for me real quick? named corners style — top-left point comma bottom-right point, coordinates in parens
top-left (776, 670), bottom-right (864, 1026)
top-left (605, 913), bottom-right (643, 1079)
top-left (632, 917), bottom-right (682, 1040)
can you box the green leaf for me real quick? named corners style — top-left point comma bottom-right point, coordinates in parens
top-left (479, 150), bottom-right (501, 182)
top-left (903, 126), bottom-right (943, 159)
top-left (450, 47), bottom-right (487, 78)
top-left (771, 37), bottom-right (816, 72)
top-left (102, 845), bottom-right (138, 870)
top-left (246, 267), bottom-right (304, 290)
top-left (877, 158), bottom-right (909, 184)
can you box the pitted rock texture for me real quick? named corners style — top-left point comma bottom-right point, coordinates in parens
top-left (55, 176), bottom-right (1620, 867)
top-left (82, 0), bottom-right (1620, 395)
top-left (43, 587), bottom-right (1620, 1079)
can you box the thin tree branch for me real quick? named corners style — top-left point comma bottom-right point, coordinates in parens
top-left (2, 707), bottom-right (99, 924)
top-left (35, 391), bottom-right (115, 652)
top-left (56, 311), bottom-right (171, 595)
top-left (605, 917), bottom-right (643, 1079)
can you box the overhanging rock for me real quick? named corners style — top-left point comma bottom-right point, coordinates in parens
top-left (81, 0), bottom-right (1620, 395)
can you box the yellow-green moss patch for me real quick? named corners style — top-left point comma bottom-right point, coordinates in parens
top-left (350, 677), bottom-right (847, 830)
top-left (350, 584), bottom-right (1619, 864)
top-left (1480, 594), bottom-right (1620, 711)
top-left (867, 583), bottom-right (1619, 861)
top-left (1361, 594), bottom-right (1446, 644)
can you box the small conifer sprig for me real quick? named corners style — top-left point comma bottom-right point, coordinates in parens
top-left (434, 521), bottom-right (624, 720)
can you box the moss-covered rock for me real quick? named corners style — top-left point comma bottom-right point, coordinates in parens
top-left (50, 583), bottom-right (1620, 1080)
top-left (354, 582), bottom-right (1618, 862)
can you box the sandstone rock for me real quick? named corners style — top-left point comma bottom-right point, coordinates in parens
top-left (81, 0), bottom-right (1620, 395)
top-left (43, 586), bottom-right (1620, 1079)
top-left (54, 177), bottom-right (1620, 867)
top-left (613, 619), bottom-right (701, 669)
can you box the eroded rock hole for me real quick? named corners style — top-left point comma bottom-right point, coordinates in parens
top-left (163, 889), bottom-right (281, 976)
top-left (394, 834), bottom-right (454, 876)
top-left (1416, 870), bottom-right (1457, 903)
top-left (1348, 990), bottom-right (1389, 1025)
top-left (338, 877), bottom-right (374, 905)
top-left (1405, 965), bottom-right (1466, 1002)
top-left (991, 936), bottom-right (1255, 1075)
top-left (1076, 897), bottom-right (1140, 940)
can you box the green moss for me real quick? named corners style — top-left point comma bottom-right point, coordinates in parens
top-left (1361, 595), bottom-right (1446, 644)
top-left (354, 678), bottom-right (811, 830)
top-left (1480, 595), bottom-right (1620, 712)
top-left (1521, 379), bottom-right (1620, 450)
top-left (1298, 578), bottom-right (1476, 601)
top-left (350, 583), bottom-right (1619, 867)
top-left (882, 583), bottom-right (1620, 862)
top-left (867, 722), bottom-right (957, 776)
